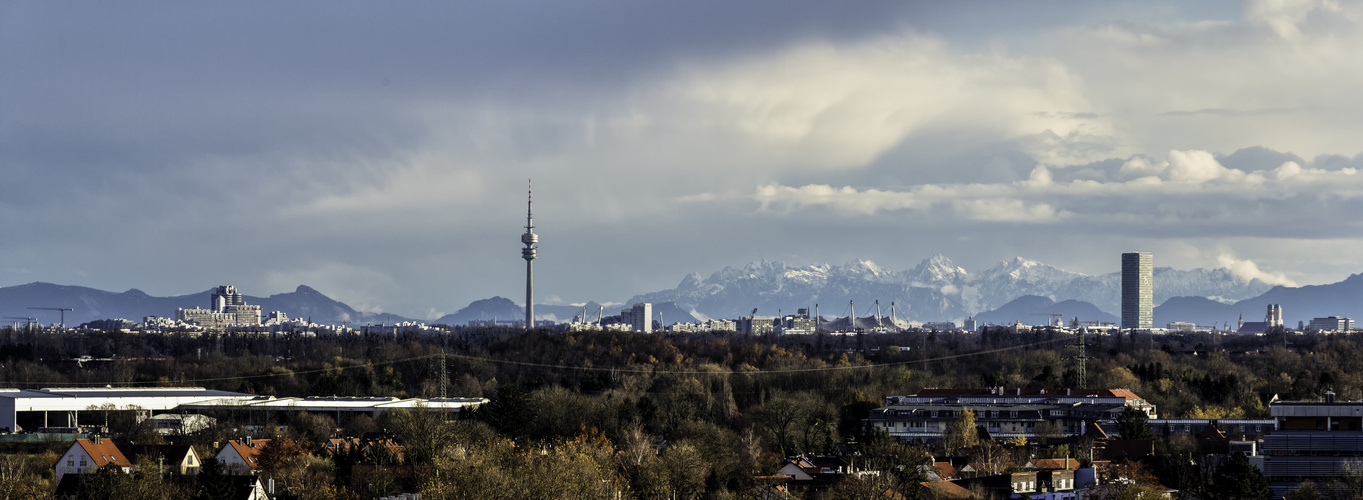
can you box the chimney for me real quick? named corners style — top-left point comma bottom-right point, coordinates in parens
top-left (1016, 388), bottom-right (1021, 395)
top-left (92, 435), bottom-right (101, 445)
top-left (1326, 390), bottom-right (1337, 404)
top-left (1066, 388), bottom-right (1072, 396)
top-left (245, 436), bottom-right (252, 447)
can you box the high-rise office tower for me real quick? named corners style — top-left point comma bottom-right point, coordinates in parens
top-left (1121, 252), bottom-right (1153, 329)
top-left (521, 181), bottom-right (538, 330)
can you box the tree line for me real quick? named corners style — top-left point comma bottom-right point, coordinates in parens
top-left (2, 326), bottom-right (1362, 498)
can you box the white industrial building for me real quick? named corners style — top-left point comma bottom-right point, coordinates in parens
top-left (0, 387), bottom-right (487, 434)
top-left (0, 387), bottom-right (258, 432)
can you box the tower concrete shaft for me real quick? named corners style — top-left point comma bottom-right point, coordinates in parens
top-left (521, 181), bottom-right (538, 330)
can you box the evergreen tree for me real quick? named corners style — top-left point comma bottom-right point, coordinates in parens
top-left (193, 458), bottom-right (236, 500)
top-left (1117, 406), bottom-right (1153, 440)
top-left (1211, 452), bottom-right (1272, 500)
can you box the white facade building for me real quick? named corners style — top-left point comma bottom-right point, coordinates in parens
top-left (55, 437), bottom-right (131, 481)
top-left (176, 285), bottom-right (264, 327)
top-left (1307, 316), bottom-right (1353, 333)
top-left (619, 303), bottom-right (653, 333)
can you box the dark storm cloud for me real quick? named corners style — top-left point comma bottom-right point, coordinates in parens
top-left (2, 0), bottom-right (1361, 318)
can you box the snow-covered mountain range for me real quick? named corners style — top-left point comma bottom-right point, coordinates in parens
top-left (626, 255), bottom-right (1274, 323)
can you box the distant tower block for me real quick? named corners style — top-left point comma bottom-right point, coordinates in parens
top-left (1121, 252), bottom-right (1153, 329)
top-left (521, 180), bottom-right (538, 330)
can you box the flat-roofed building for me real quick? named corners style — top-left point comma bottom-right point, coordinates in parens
top-left (1262, 391), bottom-right (1363, 496)
top-left (1307, 316), bottom-right (1353, 333)
top-left (0, 387), bottom-right (258, 433)
top-left (178, 395), bottom-right (487, 428)
top-left (1121, 252), bottom-right (1154, 329)
top-left (867, 388), bottom-right (1156, 444)
top-left (0, 388), bottom-right (486, 435)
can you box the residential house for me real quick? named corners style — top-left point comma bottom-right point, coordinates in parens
top-left (218, 437), bottom-right (271, 475)
top-left (952, 468), bottom-right (1094, 500)
top-left (121, 444), bottom-right (201, 475)
top-left (920, 479), bottom-right (975, 499)
top-left (54, 437), bottom-right (131, 482)
top-left (774, 455), bottom-right (853, 491)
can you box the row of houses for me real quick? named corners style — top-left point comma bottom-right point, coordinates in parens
top-left (864, 386), bottom-right (1363, 497)
top-left (54, 436), bottom-right (267, 499)
top-left (57, 435), bottom-right (404, 481)
top-left (768, 454), bottom-right (1107, 499)
top-left (54, 435), bottom-right (407, 499)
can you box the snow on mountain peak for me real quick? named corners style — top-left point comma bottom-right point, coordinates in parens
top-left (911, 254), bottom-right (968, 285)
top-left (627, 254), bottom-right (1276, 323)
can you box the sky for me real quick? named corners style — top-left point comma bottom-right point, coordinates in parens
top-left (5, 0), bottom-right (1363, 319)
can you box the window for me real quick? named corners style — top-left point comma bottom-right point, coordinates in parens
top-left (67, 457), bottom-right (73, 467)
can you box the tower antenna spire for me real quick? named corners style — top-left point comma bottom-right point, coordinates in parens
top-left (521, 179), bottom-right (538, 330)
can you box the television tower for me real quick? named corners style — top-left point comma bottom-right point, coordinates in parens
top-left (521, 180), bottom-right (538, 330)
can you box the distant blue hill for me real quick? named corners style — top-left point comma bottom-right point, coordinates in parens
top-left (0, 282), bottom-right (411, 326)
top-left (973, 295), bottom-right (1118, 326)
top-left (431, 298), bottom-right (699, 326)
top-left (1155, 273), bottom-right (1363, 328)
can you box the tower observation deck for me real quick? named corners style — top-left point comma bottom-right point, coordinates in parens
top-left (521, 180), bottom-right (537, 330)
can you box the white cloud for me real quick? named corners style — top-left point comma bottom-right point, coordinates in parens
top-left (1215, 252), bottom-right (1297, 286)
top-left (745, 149), bottom-right (1363, 232)
top-left (672, 31), bottom-right (1115, 169)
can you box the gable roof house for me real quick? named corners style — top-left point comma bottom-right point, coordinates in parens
top-left (122, 444), bottom-right (202, 476)
top-left (217, 438), bottom-right (271, 475)
top-left (774, 455), bottom-right (853, 490)
top-left (54, 437), bottom-right (131, 482)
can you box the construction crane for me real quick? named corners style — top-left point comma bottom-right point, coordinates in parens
top-left (1030, 313), bottom-right (1064, 327)
top-left (29, 307), bottom-right (73, 327)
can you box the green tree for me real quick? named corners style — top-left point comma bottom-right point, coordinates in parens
top-left (192, 458), bottom-right (236, 500)
top-left (1284, 479), bottom-right (1320, 500)
top-left (1210, 452), bottom-right (1271, 500)
top-left (1117, 407), bottom-right (1153, 440)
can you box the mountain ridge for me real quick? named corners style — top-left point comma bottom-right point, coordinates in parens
top-left (626, 255), bottom-right (1276, 323)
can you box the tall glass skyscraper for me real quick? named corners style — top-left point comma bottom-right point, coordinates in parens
top-left (1121, 252), bottom-right (1153, 329)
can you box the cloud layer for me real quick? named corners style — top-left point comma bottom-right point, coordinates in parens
top-left (3, 1), bottom-right (1362, 317)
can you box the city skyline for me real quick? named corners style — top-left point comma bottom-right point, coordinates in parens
top-left (6, 2), bottom-right (1363, 319)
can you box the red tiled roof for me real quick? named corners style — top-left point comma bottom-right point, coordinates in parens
top-left (933, 461), bottom-right (958, 479)
top-left (1085, 421), bottom-right (1111, 440)
top-left (921, 480), bottom-right (975, 499)
top-left (1033, 458), bottom-right (1079, 470)
top-left (76, 439), bottom-right (131, 468)
top-left (226, 439), bottom-right (271, 469)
